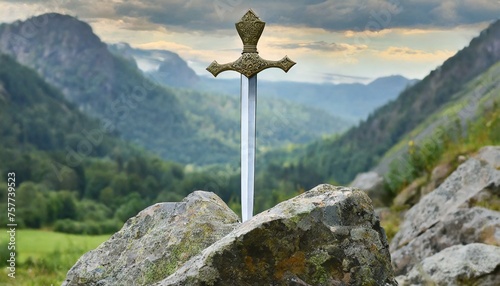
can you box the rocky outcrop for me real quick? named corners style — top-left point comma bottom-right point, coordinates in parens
top-left (396, 243), bottom-right (500, 285)
top-left (391, 146), bottom-right (500, 282)
top-left (65, 185), bottom-right (397, 285)
top-left (420, 162), bottom-right (453, 196)
top-left (158, 185), bottom-right (396, 285)
top-left (393, 163), bottom-right (454, 208)
top-left (392, 206), bottom-right (500, 275)
top-left (63, 191), bottom-right (240, 286)
top-left (392, 177), bottom-right (426, 207)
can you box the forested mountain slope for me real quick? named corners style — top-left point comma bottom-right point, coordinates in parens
top-left (266, 19), bottom-right (500, 185)
top-left (0, 13), bottom-right (348, 165)
top-left (0, 53), bottom-right (187, 231)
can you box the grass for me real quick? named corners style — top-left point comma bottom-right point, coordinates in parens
top-left (0, 229), bottom-right (109, 285)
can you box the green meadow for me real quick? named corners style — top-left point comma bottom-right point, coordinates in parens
top-left (0, 229), bottom-right (109, 285)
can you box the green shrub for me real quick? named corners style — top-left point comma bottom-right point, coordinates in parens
top-left (54, 218), bottom-right (122, 235)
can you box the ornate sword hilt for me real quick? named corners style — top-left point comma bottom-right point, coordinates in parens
top-left (206, 9), bottom-right (296, 78)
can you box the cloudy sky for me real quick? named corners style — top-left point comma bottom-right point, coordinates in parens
top-left (0, 0), bottom-right (499, 83)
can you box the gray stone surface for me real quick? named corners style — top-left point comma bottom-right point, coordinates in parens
top-left (476, 146), bottom-right (500, 168)
top-left (391, 155), bottom-right (500, 251)
top-left (396, 243), bottom-right (500, 285)
top-left (420, 163), bottom-right (453, 197)
top-left (158, 185), bottom-right (397, 286)
top-left (390, 146), bottom-right (500, 276)
top-left (391, 207), bottom-right (500, 275)
top-left (63, 191), bottom-right (240, 286)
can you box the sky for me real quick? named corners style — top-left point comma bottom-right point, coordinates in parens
top-left (0, 0), bottom-right (499, 84)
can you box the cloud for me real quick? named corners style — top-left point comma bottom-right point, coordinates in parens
top-left (135, 41), bottom-right (194, 52)
top-left (378, 46), bottom-right (456, 62)
top-left (321, 72), bottom-right (372, 84)
top-left (273, 41), bottom-right (348, 52)
top-left (2, 0), bottom-right (498, 33)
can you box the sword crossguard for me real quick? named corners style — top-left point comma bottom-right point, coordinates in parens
top-left (206, 9), bottom-right (296, 78)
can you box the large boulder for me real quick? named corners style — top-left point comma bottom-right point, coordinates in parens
top-left (396, 243), bottom-right (500, 285)
top-left (65, 185), bottom-right (397, 285)
top-left (63, 191), bottom-right (240, 285)
top-left (157, 185), bottom-right (396, 285)
top-left (390, 146), bottom-right (500, 276)
top-left (391, 207), bottom-right (500, 274)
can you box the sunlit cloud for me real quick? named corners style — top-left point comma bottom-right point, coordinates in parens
top-left (272, 41), bottom-right (363, 53)
top-left (377, 47), bottom-right (456, 62)
top-left (0, 0), bottom-right (497, 84)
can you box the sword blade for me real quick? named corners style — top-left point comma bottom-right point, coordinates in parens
top-left (241, 74), bottom-right (257, 222)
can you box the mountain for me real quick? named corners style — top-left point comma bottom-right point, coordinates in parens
top-left (0, 52), bottom-right (130, 163)
top-left (108, 42), bottom-right (200, 87)
top-left (260, 19), bottom-right (500, 186)
top-left (195, 75), bottom-right (417, 122)
top-left (109, 44), bottom-right (415, 122)
top-left (0, 53), bottom-right (161, 230)
top-left (0, 13), bottom-right (350, 165)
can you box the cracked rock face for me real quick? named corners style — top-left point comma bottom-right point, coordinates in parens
top-left (63, 191), bottom-right (240, 286)
top-left (157, 185), bottom-right (396, 286)
top-left (396, 243), bottom-right (500, 285)
top-left (391, 146), bottom-right (500, 282)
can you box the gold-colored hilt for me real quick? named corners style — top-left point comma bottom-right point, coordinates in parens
top-left (206, 9), bottom-right (296, 78)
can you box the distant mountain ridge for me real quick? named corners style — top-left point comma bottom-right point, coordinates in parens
top-left (196, 75), bottom-right (417, 121)
top-left (108, 44), bottom-right (416, 121)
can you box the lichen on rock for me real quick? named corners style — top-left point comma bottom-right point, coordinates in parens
top-left (63, 191), bottom-right (240, 286)
top-left (157, 184), bottom-right (397, 285)
top-left (64, 185), bottom-right (397, 286)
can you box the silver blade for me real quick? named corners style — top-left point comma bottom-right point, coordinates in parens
top-left (241, 74), bottom-right (257, 222)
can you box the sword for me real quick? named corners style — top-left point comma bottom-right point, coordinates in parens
top-left (207, 9), bottom-right (296, 222)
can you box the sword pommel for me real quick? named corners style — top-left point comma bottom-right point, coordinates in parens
top-left (236, 9), bottom-right (265, 54)
top-left (206, 9), bottom-right (296, 78)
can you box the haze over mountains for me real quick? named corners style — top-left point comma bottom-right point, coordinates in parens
top-left (109, 42), bottom-right (417, 122)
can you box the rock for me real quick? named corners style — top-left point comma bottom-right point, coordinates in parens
top-left (393, 163), bottom-right (454, 208)
top-left (457, 154), bottom-right (468, 163)
top-left (476, 146), bottom-right (500, 168)
top-left (393, 177), bottom-right (426, 207)
top-left (390, 146), bottom-right (500, 275)
top-left (391, 207), bottom-right (500, 274)
top-left (64, 185), bottom-right (397, 285)
top-left (396, 243), bottom-right (500, 285)
top-left (350, 171), bottom-right (389, 206)
top-left (63, 191), bottom-right (240, 286)
top-left (157, 185), bottom-right (397, 285)
top-left (420, 163), bottom-right (453, 196)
